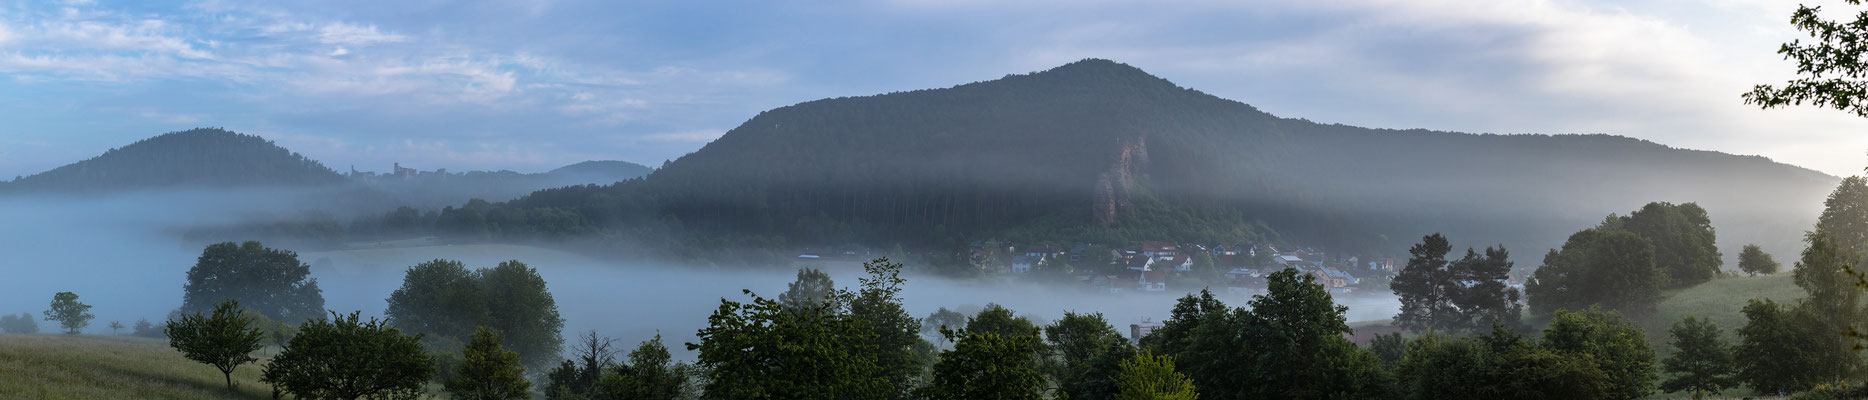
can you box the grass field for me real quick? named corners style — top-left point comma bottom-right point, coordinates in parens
top-left (1643, 273), bottom-right (1803, 399)
top-left (1652, 273), bottom-right (1804, 347)
top-left (0, 334), bottom-right (452, 399)
top-left (0, 334), bottom-right (274, 399)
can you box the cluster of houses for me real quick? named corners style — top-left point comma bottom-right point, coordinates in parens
top-left (967, 240), bottom-right (1404, 296)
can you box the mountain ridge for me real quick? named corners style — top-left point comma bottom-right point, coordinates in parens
top-left (488, 58), bottom-right (1835, 260)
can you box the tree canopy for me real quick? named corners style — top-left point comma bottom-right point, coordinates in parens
top-left (445, 327), bottom-right (532, 400)
top-left (1526, 228), bottom-right (1663, 321)
top-left (43, 291), bottom-right (93, 335)
top-left (1391, 233), bottom-right (1520, 332)
top-left (166, 299), bottom-right (264, 390)
top-left (1115, 350), bottom-right (1198, 400)
top-left (385, 259), bottom-right (564, 372)
top-left (1737, 244), bottom-right (1780, 275)
top-left (181, 241), bottom-right (325, 323)
top-left (1745, 1), bottom-right (1868, 118)
top-left (1660, 316), bottom-right (1736, 398)
top-left (262, 311), bottom-right (435, 400)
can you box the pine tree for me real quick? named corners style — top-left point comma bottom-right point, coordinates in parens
top-left (446, 327), bottom-right (532, 400)
top-left (1660, 317), bottom-right (1736, 399)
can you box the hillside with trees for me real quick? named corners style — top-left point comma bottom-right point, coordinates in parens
top-left (465, 59), bottom-right (1833, 260)
top-left (0, 128), bottom-right (344, 192)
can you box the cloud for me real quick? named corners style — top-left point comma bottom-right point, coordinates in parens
top-left (634, 129), bottom-right (725, 143)
top-left (314, 22), bottom-right (406, 46)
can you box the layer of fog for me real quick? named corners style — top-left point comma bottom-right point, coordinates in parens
top-left (0, 189), bottom-right (1398, 360)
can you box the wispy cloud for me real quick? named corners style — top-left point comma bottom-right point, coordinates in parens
top-left (635, 129), bottom-right (725, 143)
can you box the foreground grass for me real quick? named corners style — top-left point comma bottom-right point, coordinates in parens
top-left (0, 334), bottom-right (274, 399)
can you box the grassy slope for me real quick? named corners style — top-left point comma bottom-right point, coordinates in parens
top-left (1643, 273), bottom-right (1803, 399)
top-left (0, 334), bottom-right (449, 399)
top-left (0, 334), bottom-right (273, 400)
top-left (1652, 273), bottom-right (1803, 347)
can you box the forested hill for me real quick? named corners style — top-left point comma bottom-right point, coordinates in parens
top-left (548, 160), bottom-right (653, 180)
top-left (351, 160), bottom-right (653, 208)
top-left (1, 128), bottom-right (345, 193)
top-left (487, 59), bottom-right (1838, 258)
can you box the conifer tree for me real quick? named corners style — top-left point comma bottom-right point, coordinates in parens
top-left (1660, 317), bottom-right (1736, 399)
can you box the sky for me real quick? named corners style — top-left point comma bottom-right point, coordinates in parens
top-left (3, 0), bottom-right (1868, 178)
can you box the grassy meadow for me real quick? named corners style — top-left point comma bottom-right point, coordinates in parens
top-left (0, 334), bottom-right (273, 399)
top-left (1652, 272), bottom-right (1804, 346)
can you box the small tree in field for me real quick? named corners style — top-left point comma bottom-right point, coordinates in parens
top-left (1661, 316), bottom-right (1737, 399)
top-left (107, 321), bottom-right (123, 335)
top-left (132, 318), bottom-right (162, 338)
top-left (1738, 244), bottom-right (1779, 276)
top-left (446, 327), bottom-right (531, 400)
top-left (262, 311), bottom-right (435, 399)
top-left (167, 299), bottom-right (265, 390)
top-left (43, 292), bottom-right (93, 334)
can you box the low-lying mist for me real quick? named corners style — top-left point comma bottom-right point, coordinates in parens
top-left (0, 189), bottom-right (1399, 359)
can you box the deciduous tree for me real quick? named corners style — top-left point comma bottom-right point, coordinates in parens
top-left (687, 288), bottom-right (886, 399)
top-left (1737, 244), bottom-right (1780, 275)
top-left (43, 291), bottom-right (92, 335)
top-left (181, 241), bottom-right (324, 323)
top-left (0, 312), bottom-right (38, 334)
top-left (167, 299), bottom-right (264, 390)
top-left (919, 327), bottom-right (1045, 400)
top-left (1115, 350), bottom-right (1197, 400)
top-left (1747, 4), bottom-right (1868, 118)
top-left (1541, 306), bottom-right (1656, 400)
top-left (846, 258), bottom-right (930, 398)
top-left (779, 267), bottom-right (839, 317)
top-left (1525, 229), bottom-right (1663, 321)
top-left (261, 311), bottom-right (435, 400)
top-left (385, 259), bottom-right (563, 372)
top-left (598, 334), bottom-right (688, 400)
top-left (1606, 202), bottom-right (1721, 287)
top-left (445, 327), bottom-right (531, 400)
top-left (1046, 311), bottom-right (1134, 400)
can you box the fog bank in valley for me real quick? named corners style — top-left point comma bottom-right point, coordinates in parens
top-left (0, 189), bottom-right (1398, 359)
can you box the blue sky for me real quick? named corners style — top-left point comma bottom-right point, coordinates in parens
top-left (3, 0), bottom-right (1868, 177)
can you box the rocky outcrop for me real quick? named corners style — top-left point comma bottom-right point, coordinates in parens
top-left (1094, 135), bottom-right (1148, 226)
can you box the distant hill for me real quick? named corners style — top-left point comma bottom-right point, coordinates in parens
top-left (1, 128), bottom-right (344, 192)
top-left (350, 160), bottom-right (652, 208)
top-left (549, 160), bottom-right (654, 181)
top-left (491, 59), bottom-right (1836, 259)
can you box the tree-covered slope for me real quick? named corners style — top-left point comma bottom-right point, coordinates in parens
top-left (351, 160), bottom-right (653, 208)
top-left (1, 128), bottom-right (344, 192)
top-left (463, 60), bottom-right (1843, 257)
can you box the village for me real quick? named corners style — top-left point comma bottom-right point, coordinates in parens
top-left (976, 241), bottom-right (1401, 296)
top-left (793, 240), bottom-right (1533, 299)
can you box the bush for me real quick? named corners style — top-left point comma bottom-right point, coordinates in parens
top-left (261, 311), bottom-right (435, 399)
